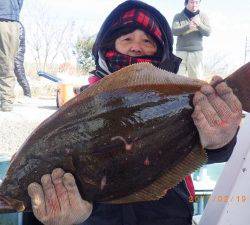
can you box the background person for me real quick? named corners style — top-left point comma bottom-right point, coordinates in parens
top-left (172, 0), bottom-right (211, 79)
top-left (0, 0), bottom-right (23, 112)
top-left (27, 1), bottom-right (241, 225)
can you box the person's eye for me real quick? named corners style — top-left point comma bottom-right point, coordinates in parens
top-left (144, 39), bottom-right (153, 45)
top-left (122, 37), bottom-right (131, 41)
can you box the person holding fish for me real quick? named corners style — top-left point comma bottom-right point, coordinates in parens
top-left (26, 1), bottom-right (242, 225)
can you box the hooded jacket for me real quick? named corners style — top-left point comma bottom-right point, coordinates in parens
top-left (83, 1), bottom-right (237, 225)
top-left (91, 0), bottom-right (182, 78)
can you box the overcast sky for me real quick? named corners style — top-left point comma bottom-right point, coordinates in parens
top-left (20, 0), bottom-right (250, 72)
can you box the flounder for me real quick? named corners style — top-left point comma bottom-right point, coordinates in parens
top-left (0, 62), bottom-right (249, 212)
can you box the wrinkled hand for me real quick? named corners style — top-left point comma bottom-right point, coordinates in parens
top-left (192, 76), bottom-right (242, 149)
top-left (28, 168), bottom-right (93, 225)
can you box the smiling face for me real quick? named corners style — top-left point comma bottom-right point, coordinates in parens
top-left (115, 29), bottom-right (157, 57)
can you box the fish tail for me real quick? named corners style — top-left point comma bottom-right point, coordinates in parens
top-left (225, 62), bottom-right (250, 112)
top-left (0, 194), bottom-right (24, 213)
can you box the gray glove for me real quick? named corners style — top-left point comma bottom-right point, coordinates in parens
top-left (28, 168), bottom-right (93, 225)
top-left (192, 76), bottom-right (242, 149)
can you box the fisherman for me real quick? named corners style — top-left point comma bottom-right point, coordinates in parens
top-left (27, 1), bottom-right (242, 225)
top-left (0, 0), bottom-right (23, 111)
top-left (172, 0), bottom-right (211, 79)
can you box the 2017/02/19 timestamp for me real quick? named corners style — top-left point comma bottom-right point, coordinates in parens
top-left (189, 195), bottom-right (248, 203)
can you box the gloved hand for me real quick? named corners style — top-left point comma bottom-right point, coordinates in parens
top-left (192, 76), bottom-right (242, 149)
top-left (28, 168), bottom-right (93, 225)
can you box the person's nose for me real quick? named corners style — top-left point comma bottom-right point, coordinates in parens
top-left (130, 43), bottom-right (143, 54)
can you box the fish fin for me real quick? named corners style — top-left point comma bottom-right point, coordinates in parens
top-left (65, 63), bottom-right (206, 108)
top-left (225, 62), bottom-right (250, 112)
top-left (102, 62), bottom-right (206, 89)
top-left (108, 144), bottom-right (207, 204)
top-left (0, 195), bottom-right (25, 213)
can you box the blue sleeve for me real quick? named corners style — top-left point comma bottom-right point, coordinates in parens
top-left (18, 0), bottom-right (24, 10)
top-left (205, 133), bottom-right (238, 164)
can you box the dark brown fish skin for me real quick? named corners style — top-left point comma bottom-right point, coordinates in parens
top-left (0, 84), bottom-right (200, 212)
top-left (0, 62), bottom-right (249, 212)
top-left (225, 62), bottom-right (250, 112)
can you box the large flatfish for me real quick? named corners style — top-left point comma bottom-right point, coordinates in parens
top-left (0, 62), bottom-right (249, 212)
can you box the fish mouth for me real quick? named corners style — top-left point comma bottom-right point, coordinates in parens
top-left (0, 195), bottom-right (25, 213)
